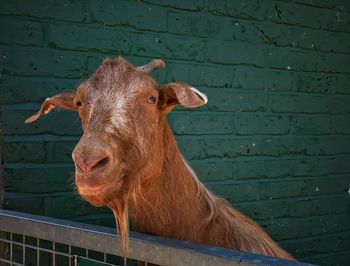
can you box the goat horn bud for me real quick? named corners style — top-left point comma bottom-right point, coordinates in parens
top-left (137, 59), bottom-right (165, 74)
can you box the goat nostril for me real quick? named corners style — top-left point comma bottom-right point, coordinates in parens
top-left (76, 163), bottom-right (84, 173)
top-left (73, 152), bottom-right (111, 175)
top-left (90, 156), bottom-right (110, 172)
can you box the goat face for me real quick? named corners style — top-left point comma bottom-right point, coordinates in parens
top-left (25, 57), bottom-right (208, 207)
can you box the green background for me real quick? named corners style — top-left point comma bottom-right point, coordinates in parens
top-left (1, 1), bottom-right (350, 265)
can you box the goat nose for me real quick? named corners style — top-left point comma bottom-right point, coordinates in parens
top-left (73, 151), bottom-right (111, 175)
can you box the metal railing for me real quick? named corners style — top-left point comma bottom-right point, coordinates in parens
top-left (0, 209), bottom-right (315, 266)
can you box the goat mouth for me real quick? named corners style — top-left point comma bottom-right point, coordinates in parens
top-left (75, 171), bottom-right (125, 202)
top-left (76, 182), bottom-right (115, 207)
top-left (76, 182), bottom-right (106, 195)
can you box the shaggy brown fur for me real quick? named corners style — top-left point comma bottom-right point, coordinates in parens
top-left (25, 57), bottom-right (294, 262)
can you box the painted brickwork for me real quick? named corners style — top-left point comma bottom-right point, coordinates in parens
top-left (0, 1), bottom-right (350, 265)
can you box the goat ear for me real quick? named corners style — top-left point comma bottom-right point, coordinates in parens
top-left (160, 83), bottom-right (208, 112)
top-left (25, 92), bottom-right (77, 124)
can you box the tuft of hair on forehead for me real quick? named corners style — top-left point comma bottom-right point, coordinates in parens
top-left (95, 57), bottom-right (134, 75)
top-left (89, 57), bottom-right (139, 89)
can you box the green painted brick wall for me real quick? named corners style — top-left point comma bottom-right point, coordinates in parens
top-left (1, 0), bottom-right (350, 265)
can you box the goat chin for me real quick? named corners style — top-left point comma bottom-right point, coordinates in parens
top-left (77, 182), bottom-right (124, 208)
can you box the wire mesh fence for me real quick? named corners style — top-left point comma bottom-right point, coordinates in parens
top-left (0, 209), bottom-right (316, 266)
top-left (0, 231), bottom-right (127, 266)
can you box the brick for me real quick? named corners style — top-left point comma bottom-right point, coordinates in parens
top-left (203, 89), bottom-right (269, 112)
top-left (308, 175), bottom-right (350, 196)
top-left (234, 156), bottom-right (350, 180)
top-left (207, 181), bottom-right (262, 202)
top-left (146, 0), bottom-right (204, 11)
top-left (252, 21), bottom-right (350, 54)
top-left (263, 213), bottom-right (350, 241)
top-left (0, 45), bottom-right (88, 78)
top-left (47, 23), bottom-right (132, 53)
top-left (290, 155), bottom-right (350, 177)
top-left (233, 67), bottom-right (350, 94)
top-left (5, 166), bottom-right (74, 193)
top-left (4, 192), bottom-right (45, 215)
top-left (333, 114), bottom-right (350, 134)
top-left (205, 40), bottom-right (265, 66)
top-left (272, 1), bottom-right (350, 32)
top-left (305, 250), bottom-right (350, 266)
top-left (165, 62), bottom-right (234, 88)
top-left (236, 114), bottom-right (289, 135)
top-left (264, 175), bottom-right (350, 199)
top-left (189, 159), bottom-right (233, 181)
top-left (307, 136), bottom-right (350, 155)
top-left (0, 75), bottom-right (79, 104)
top-left (46, 141), bottom-right (77, 163)
top-left (280, 231), bottom-right (350, 258)
top-left (169, 112), bottom-right (235, 135)
top-left (264, 179), bottom-right (308, 199)
top-left (2, 110), bottom-right (82, 135)
top-left (0, 0), bottom-right (85, 22)
top-left (168, 11), bottom-right (252, 42)
top-left (290, 195), bottom-right (350, 218)
top-left (270, 93), bottom-right (350, 114)
top-left (292, 114), bottom-right (332, 135)
top-left (0, 17), bottom-right (43, 46)
top-left (71, 214), bottom-right (115, 227)
top-left (44, 193), bottom-right (110, 218)
top-left (232, 67), bottom-right (298, 92)
top-left (203, 0), bottom-right (270, 21)
top-left (3, 141), bottom-right (45, 162)
top-left (240, 195), bottom-right (349, 221)
top-left (324, 155), bottom-right (350, 175)
top-left (236, 200), bottom-right (291, 220)
top-left (131, 32), bottom-right (206, 62)
top-left (232, 158), bottom-right (291, 179)
top-left (89, 0), bottom-right (166, 31)
top-left (296, 72), bottom-right (350, 95)
top-left (292, 1), bottom-right (350, 10)
top-left (177, 137), bottom-right (206, 159)
top-left (2, 139), bottom-right (78, 163)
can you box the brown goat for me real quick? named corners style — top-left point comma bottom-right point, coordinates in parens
top-left (25, 57), bottom-right (294, 261)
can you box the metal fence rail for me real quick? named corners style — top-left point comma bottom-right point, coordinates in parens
top-left (0, 209), bottom-right (315, 266)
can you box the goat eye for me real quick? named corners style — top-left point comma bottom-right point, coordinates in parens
top-left (76, 101), bottom-right (82, 107)
top-left (148, 96), bottom-right (157, 104)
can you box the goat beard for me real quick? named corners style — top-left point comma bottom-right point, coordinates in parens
top-left (108, 199), bottom-right (129, 262)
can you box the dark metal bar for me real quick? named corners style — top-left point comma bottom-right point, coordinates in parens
top-left (69, 244), bottom-right (72, 266)
top-left (37, 238), bottom-right (40, 266)
top-left (22, 235), bottom-right (25, 265)
top-left (53, 241), bottom-right (56, 266)
top-left (10, 232), bottom-right (13, 263)
top-left (0, 209), bottom-right (316, 266)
